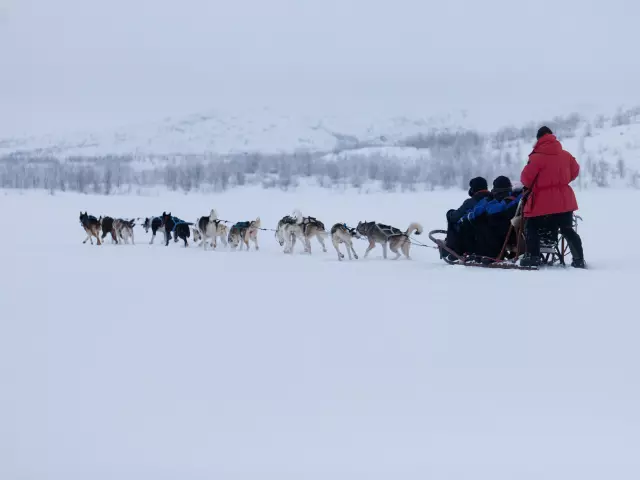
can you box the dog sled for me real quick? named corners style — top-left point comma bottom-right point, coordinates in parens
top-left (428, 198), bottom-right (583, 271)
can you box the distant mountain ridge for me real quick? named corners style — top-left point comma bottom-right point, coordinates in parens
top-left (1, 106), bottom-right (640, 192)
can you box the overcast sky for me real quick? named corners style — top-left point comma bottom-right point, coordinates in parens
top-left (1, 0), bottom-right (639, 136)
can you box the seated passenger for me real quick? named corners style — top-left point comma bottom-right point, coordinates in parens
top-left (459, 176), bottom-right (522, 261)
top-left (444, 177), bottom-right (491, 258)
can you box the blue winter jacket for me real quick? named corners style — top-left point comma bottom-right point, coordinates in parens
top-left (460, 192), bottom-right (522, 223)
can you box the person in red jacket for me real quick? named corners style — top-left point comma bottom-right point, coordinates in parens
top-left (519, 126), bottom-right (585, 268)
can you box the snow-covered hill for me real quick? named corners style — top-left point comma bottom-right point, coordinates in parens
top-left (2, 105), bottom-right (640, 192)
top-left (0, 108), bottom-right (474, 157)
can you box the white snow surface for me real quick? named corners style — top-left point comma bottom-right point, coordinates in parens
top-left (1, 187), bottom-right (638, 480)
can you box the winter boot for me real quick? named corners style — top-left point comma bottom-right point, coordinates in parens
top-left (571, 258), bottom-right (586, 269)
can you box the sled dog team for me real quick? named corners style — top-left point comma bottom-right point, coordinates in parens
top-left (79, 212), bottom-right (135, 245)
top-left (79, 209), bottom-right (424, 261)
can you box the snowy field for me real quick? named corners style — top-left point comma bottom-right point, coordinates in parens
top-left (1, 186), bottom-right (639, 480)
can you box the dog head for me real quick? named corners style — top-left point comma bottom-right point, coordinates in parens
top-left (192, 228), bottom-right (202, 242)
top-left (356, 221), bottom-right (369, 236)
top-left (347, 225), bottom-right (362, 239)
top-left (291, 209), bottom-right (303, 224)
top-left (79, 211), bottom-right (96, 227)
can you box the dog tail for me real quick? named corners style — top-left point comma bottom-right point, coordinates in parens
top-left (292, 209), bottom-right (303, 224)
top-left (254, 217), bottom-right (261, 228)
top-left (405, 222), bottom-right (423, 236)
top-left (210, 209), bottom-right (218, 222)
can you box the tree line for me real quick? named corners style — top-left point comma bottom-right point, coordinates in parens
top-left (1, 108), bottom-right (639, 194)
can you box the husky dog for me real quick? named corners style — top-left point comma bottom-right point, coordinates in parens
top-left (192, 227), bottom-right (202, 243)
top-left (114, 218), bottom-right (135, 244)
top-left (330, 223), bottom-right (361, 261)
top-left (356, 220), bottom-right (423, 260)
top-left (211, 223), bottom-right (229, 249)
top-left (227, 217), bottom-right (261, 251)
top-left (162, 212), bottom-right (193, 247)
top-left (143, 216), bottom-right (167, 245)
top-left (195, 209), bottom-right (228, 249)
top-left (275, 213), bottom-right (305, 253)
top-left (98, 216), bottom-right (119, 244)
top-left (79, 211), bottom-right (102, 245)
top-left (298, 211), bottom-right (328, 253)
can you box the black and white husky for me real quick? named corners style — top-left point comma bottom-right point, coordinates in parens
top-left (142, 216), bottom-right (167, 245)
top-left (275, 212), bottom-right (305, 254)
top-left (356, 221), bottom-right (423, 260)
top-left (330, 223), bottom-right (361, 261)
top-left (195, 209), bottom-right (228, 250)
top-left (98, 216), bottom-right (118, 244)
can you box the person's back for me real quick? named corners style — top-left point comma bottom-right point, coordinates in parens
top-left (520, 126), bottom-right (585, 268)
top-left (521, 127), bottom-right (579, 218)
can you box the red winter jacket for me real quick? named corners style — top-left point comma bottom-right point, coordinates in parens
top-left (520, 134), bottom-right (580, 218)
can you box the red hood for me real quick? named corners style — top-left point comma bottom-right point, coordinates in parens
top-left (531, 134), bottom-right (563, 156)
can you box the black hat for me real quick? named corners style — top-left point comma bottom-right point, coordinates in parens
top-left (536, 126), bottom-right (553, 140)
top-left (492, 175), bottom-right (512, 193)
top-left (468, 176), bottom-right (488, 197)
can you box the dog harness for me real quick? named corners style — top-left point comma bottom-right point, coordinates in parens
top-left (233, 221), bottom-right (251, 230)
top-left (301, 216), bottom-right (324, 234)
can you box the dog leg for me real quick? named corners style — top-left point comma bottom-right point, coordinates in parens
top-left (389, 241), bottom-right (401, 260)
top-left (332, 236), bottom-right (344, 261)
top-left (350, 242), bottom-right (359, 260)
top-left (364, 239), bottom-right (375, 258)
top-left (382, 242), bottom-right (389, 259)
top-left (317, 234), bottom-right (327, 253)
top-left (402, 241), bottom-right (411, 260)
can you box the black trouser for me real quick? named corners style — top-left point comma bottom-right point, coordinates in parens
top-left (446, 220), bottom-right (476, 256)
top-left (475, 220), bottom-right (512, 259)
top-left (525, 211), bottom-right (584, 260)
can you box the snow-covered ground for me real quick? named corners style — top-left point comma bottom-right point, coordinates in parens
top-left (1, 187), bottom-right (638, 480)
